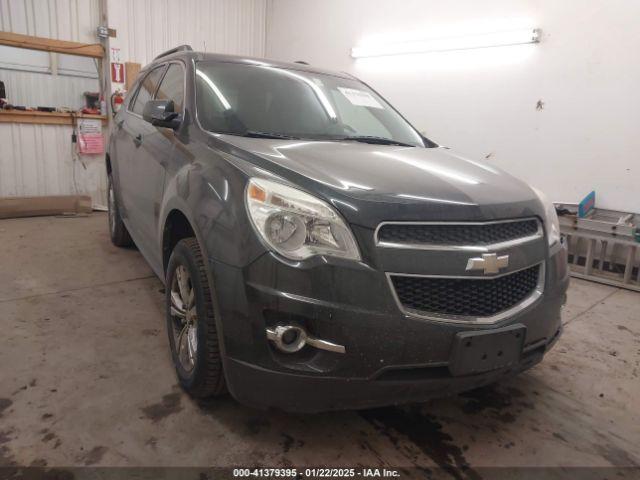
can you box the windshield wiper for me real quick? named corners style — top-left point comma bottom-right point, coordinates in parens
top-left (240, 130), bottom-right (301, 140)
top-left (337, 135), bottom-right (416, 147)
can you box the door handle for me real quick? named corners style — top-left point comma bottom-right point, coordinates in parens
top-left (133, 133), bottom-right (143, 147)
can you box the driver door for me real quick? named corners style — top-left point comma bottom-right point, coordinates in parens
top-left (115, 65), bottom-right (166, 247)
top-left (132, 62), bottom-right (187, 271)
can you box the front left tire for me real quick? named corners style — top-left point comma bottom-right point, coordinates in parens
top-left (166, 238), bottom-right (226, 398)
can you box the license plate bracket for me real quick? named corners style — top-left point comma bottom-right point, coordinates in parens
top-left (448, 324), bottom-right (526, 376)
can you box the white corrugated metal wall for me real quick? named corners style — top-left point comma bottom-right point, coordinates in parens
top-left (0, 69), bottom-right (98, 108)
top-left (0, 41), bottom-right (100, 108)
top-left (107, 0), bottom-right (266, 66)
top-left (0, 0), bottom-right (267, 207)
top-left (0, 124), bottom-right (105, 200)
top-left (0, 0), bottom-right (101, 42)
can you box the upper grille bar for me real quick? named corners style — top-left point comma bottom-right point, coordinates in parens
top-left (375, 218), bottom-right (543, 251)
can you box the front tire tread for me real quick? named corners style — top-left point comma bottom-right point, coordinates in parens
top-left (168, 237), bottom-right (226, 398)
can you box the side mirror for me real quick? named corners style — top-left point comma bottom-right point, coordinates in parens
top-left (143, 100), bottom-right (181, 129)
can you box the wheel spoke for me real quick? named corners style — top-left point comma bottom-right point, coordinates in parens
top-left (186, 287), bottom-right (195, 310)
top-left (170, 306), bottom-right (185, 319)
top-left (170, 291), bottom-right (186, 319)
top-left (176, 322), bottom-right (190, 366)
top-left (187, 326), bottom-right (196, 364)
top-left (176, 266), bottom-right (191, 305)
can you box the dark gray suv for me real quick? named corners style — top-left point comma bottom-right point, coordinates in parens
top-left (107, 45), bottom-right (569, 412)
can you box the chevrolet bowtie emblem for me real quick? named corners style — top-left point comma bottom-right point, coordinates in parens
top-left (466, 253), bottom-right (509, 274)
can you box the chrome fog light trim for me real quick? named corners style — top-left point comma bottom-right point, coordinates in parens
top-left (266, 325), bottom-right (346, 354)
top-left (306, 336), bottom-right (346, 354)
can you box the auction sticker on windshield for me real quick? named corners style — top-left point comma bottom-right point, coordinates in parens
top-left (338, 87), bottom-right (384, 109)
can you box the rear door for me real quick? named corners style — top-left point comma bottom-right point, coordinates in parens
top-left (116, 65), bottom-right (167, 246)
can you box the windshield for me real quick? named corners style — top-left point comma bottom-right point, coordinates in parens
top-left (195, 61), bottom-right (426, 147)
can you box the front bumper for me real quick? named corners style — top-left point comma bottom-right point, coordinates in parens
top-left (210, 241), bottom-right (569, 412)
top-left (225, 327), bottom-right (561, 412)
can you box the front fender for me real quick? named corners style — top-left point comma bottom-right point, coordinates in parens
top-left (159, 150), bottom-right (267, 273)
top-left (158, 153), bottom-right (267, 373)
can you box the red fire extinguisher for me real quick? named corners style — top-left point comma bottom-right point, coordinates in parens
top-left (110, 90), bottom-right (125, 116)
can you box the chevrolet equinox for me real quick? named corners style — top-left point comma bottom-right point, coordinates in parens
top-left (106, 45), bottom-right (569, 412)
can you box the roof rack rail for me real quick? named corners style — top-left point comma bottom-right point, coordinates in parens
top-left (154, 45), bottom-right (193, 61)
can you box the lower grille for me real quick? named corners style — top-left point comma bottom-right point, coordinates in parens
top-left (390, 264), bottom-right (541, 319)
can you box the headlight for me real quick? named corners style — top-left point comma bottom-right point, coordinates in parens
top-left (246, 178), bottom-right (361, 261)
top-left (532, 187), bottom-right (560, 247)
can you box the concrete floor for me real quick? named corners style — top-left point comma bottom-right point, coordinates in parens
top-left (0, 213), bottom-right (639, 473)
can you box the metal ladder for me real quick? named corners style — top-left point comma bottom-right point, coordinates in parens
top-left (555, 204), bottom-right (640, 292)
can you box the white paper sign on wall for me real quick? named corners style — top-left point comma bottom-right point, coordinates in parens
top-left (110, 47), bottom-right (121, 63)
top-left (78, 118), bottom-right (102, 134)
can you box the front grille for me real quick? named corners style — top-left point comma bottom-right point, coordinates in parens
top-left (390, 265), bottom-right (541, 318)
top-left (377, 219), bottom-right (540, 247)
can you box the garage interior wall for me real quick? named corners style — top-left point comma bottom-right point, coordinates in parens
top-left (0, 0), bottom-right (101, 42)
top-left (0, 0), bottom-right (105, 205)
top-left (0, 67), bottom-right (99, 107)
top-left (0, 43), bottom-right (100, 108)
top-left (0, 0), bottom-right (267, 206)
top-left (3, 0), bottom-right (634, 213)
top-left (0, 1), bottom-right (102, 107)
top-left (106, 0), bottom-right (266, 66)
top-left (265, 0), bottom-right (640, 213)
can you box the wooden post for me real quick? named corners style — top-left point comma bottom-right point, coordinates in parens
top-left (125, 62), bottom-right (142, 91)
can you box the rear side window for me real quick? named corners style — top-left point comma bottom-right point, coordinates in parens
top-left (155, 64), bottom-right (185, 113)
top-left (130, 66), bottom-right (165, 115)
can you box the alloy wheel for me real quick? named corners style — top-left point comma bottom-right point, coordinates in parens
top-left (170, 265), bottom-right (198, 372)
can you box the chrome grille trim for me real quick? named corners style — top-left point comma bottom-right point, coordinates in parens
top-left (375, 218), bottom-right (543, 252)
top-left (386, 262), bottom-right (546, 325)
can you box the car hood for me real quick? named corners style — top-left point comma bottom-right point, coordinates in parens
top-left (218, 135), bottom-right (544, 228)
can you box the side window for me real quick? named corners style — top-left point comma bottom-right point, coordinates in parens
top-left (130, 66), bottom-right (165, 115)
top-left (155, 64), bottom-right (185, 113)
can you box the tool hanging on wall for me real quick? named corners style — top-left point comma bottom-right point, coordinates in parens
top-left (0, 80), bottom-right (6, 106)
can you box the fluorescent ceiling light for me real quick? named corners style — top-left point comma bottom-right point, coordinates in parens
top-left (352, 28), bottom-right (540, 58)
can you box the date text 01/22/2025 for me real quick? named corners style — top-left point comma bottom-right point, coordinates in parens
top-left (232, 468), bottom-right (401, 478)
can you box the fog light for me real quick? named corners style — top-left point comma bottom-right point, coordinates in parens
top-left (266, 325), bottom-right (346, 354)
top-left (266, 325), bottom-right (307, 353)
top-left (281, 328), bottom-right (299, 345)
